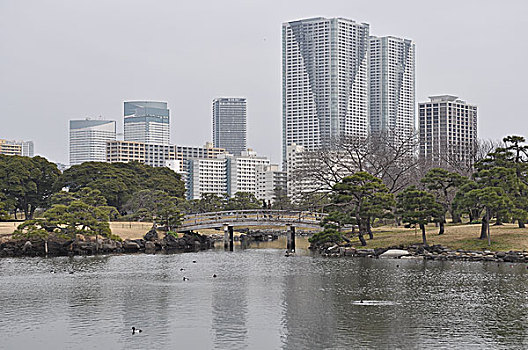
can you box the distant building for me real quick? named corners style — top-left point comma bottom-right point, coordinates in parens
top-left (369, 36), bottom-right (415, 142)
top-left (106, 140), bottom-right (176, 168)
top-left (186, 150), bottom-right (281, 201)
top-left (286, 143), bottom-right (319, 201)
top-left (256, 164), bottom-right (287, 203)
top-left (176, 142), bottom-right (227, 171)
top-left (54, 162), bottom-right (70, 172)
top-left (212, 98), bottom-right (247, 155)
top-left (282, 17), bottom-right (370, 169)
top-left (0, 139), bottom-right (34, 157)
top-left (418, 95), bottom-right (478, 165)
top-left (187, 157), bottom-right (228, 200)
top-left (69, 119), bottom-right (116, 165)
top-left (124, 101), bottom-right (170, 145)
top-left (227, 150), bottom-right (270, 196)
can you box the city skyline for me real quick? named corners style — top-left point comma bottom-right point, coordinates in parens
top-left (1, 0), bottom-right (527, 164)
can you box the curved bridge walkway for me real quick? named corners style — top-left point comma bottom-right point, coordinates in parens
top-left (179, 210), bottom-right (326, 252)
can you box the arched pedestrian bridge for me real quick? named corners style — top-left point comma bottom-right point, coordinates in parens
top-left (179, 210), bottom-right (327, 252)
top-left (179, 209), bottom-right (326, 232)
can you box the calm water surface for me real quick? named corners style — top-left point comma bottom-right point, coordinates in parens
top-left (1, 238), bottom-right (528, 349)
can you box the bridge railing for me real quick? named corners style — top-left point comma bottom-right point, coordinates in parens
top-left (181, 209), bottom-right (327, 228)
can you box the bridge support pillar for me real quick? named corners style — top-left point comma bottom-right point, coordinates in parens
top-left (224, 224), bottom-right (234, 251)
top-left (287, 225), bottom-right (296, 252)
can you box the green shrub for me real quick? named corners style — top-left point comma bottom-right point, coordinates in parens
top-left (167, 231), bottom-right (178, 238)
top-left (309, 229), bottom-right (342, 245)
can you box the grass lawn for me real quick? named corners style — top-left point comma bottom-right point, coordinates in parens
top-left (5, 219), bottom-right (526, 252)
top-left (350, 223), bottom-right (528, 252)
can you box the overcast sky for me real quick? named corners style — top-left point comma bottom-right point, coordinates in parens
top-left (1, 0), bottom-right (527, 164)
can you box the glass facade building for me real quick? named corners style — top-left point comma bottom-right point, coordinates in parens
top-left (69, 119), bottom-right (116, 165)
top-left (124, 101), bottom-right (170, 145)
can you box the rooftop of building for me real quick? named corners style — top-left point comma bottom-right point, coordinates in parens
top-left (424, 95), bottom-right (475, 106)
top-left (284, 17), bottom-right (369, 27)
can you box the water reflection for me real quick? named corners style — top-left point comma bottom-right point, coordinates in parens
top-left (3, 246), bottom-right (528, 349)
top-left (211, 254), bottom-right (248, 349)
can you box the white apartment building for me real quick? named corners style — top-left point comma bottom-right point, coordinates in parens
top-left (370, 36), bottom-right (415, 142)
top-left (124, 101), bottom-right (170, 145)
top-left (186, 151), bottom-right (280, 201)
top-left (227, 150), bottom-right (270, 196)
top-left (286, 143), bottom-right (317, 201)
top-left (282, 17), bottom-right (370, 169)
top-left (0, 139), bottom-right (34, 157)
top-left (256, 164), bottom-right (287, 203)
top-left (69, 119), bottom-right (116, 165)
top-left (187, 157), bottom-right (228, 200)
top-left (419, 95), bottom-right (478, 165)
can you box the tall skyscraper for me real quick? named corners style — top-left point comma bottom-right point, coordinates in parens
top-left (418, 95), bottom-right (477, 165)
top-left (124, 101), bottom-right (170, 145)
top-left (69, 119), bottom-right (116, 165)
top-left (282, 17), bottom-right (370, 168)
top-left (212, 98), bottom-right (247, 155)
top-left (369, 36), bottom-right (415, 141)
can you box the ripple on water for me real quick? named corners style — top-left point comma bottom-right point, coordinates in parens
top-left (2, 249), bottom-right (528, 349)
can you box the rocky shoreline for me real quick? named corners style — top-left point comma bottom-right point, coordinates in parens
top-left (0, 231), bottom-right (214, 258)
top-left (315, 243), bottom-right (528, 263)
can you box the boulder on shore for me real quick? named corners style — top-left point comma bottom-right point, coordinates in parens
top-left (379, 249), bottom-right (410, 259)
top-left (144, 226), bottom-right (159, 241)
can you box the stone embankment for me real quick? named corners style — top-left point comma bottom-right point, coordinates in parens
top-left (0, 231), bottom-right (214, 258)
top-left (315, 243), bottom-right (528, 263)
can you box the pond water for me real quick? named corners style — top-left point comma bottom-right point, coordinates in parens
top-left (1, 238), bottom-right (528, 349)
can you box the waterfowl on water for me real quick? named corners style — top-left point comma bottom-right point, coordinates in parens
top-left (183, 277), bottom-right (189, 281)
top-left (180, 268), bottom-right (185, 271)
top-left (132, 327), bottom-right (142, 335)
top-left (212, 274), bottom-right (217, 278)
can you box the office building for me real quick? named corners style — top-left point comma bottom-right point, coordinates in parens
top-left (418, 95), bottom-right (477, 165)
top-left (124, 101), bottom-right (170, 145)
top-left (212, 98), bottom-right (247, 155)
top-left (106, 141), bottom-right (176, 168)
top-left (0, 139), bottom-right (34, 157)
top-left (69, 119), bottom-right (116, 165)
top-left (282, 17), bottom-right (370, 169)
top-left (370, 36), bottom-right (415, 142)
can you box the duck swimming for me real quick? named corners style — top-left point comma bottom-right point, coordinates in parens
top-left (132, 327), bottom-right (142, 335)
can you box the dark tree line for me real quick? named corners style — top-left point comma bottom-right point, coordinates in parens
top-left (1, 159), bottom-right (187, 239)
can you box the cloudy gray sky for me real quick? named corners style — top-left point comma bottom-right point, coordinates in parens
top-left (1, 0), bottom-right (527, 164)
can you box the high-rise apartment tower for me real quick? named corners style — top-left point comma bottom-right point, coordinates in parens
top-left (282, 17), bottom-right (370, 168)
top-left (212, 98), bottom-right (247, 155)
top-left (369, 36), bottom-right (415, 141)
top-left (418, 95), bottom-right (477, 166)
top-left (124, 101), bottom-right (170, 145)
